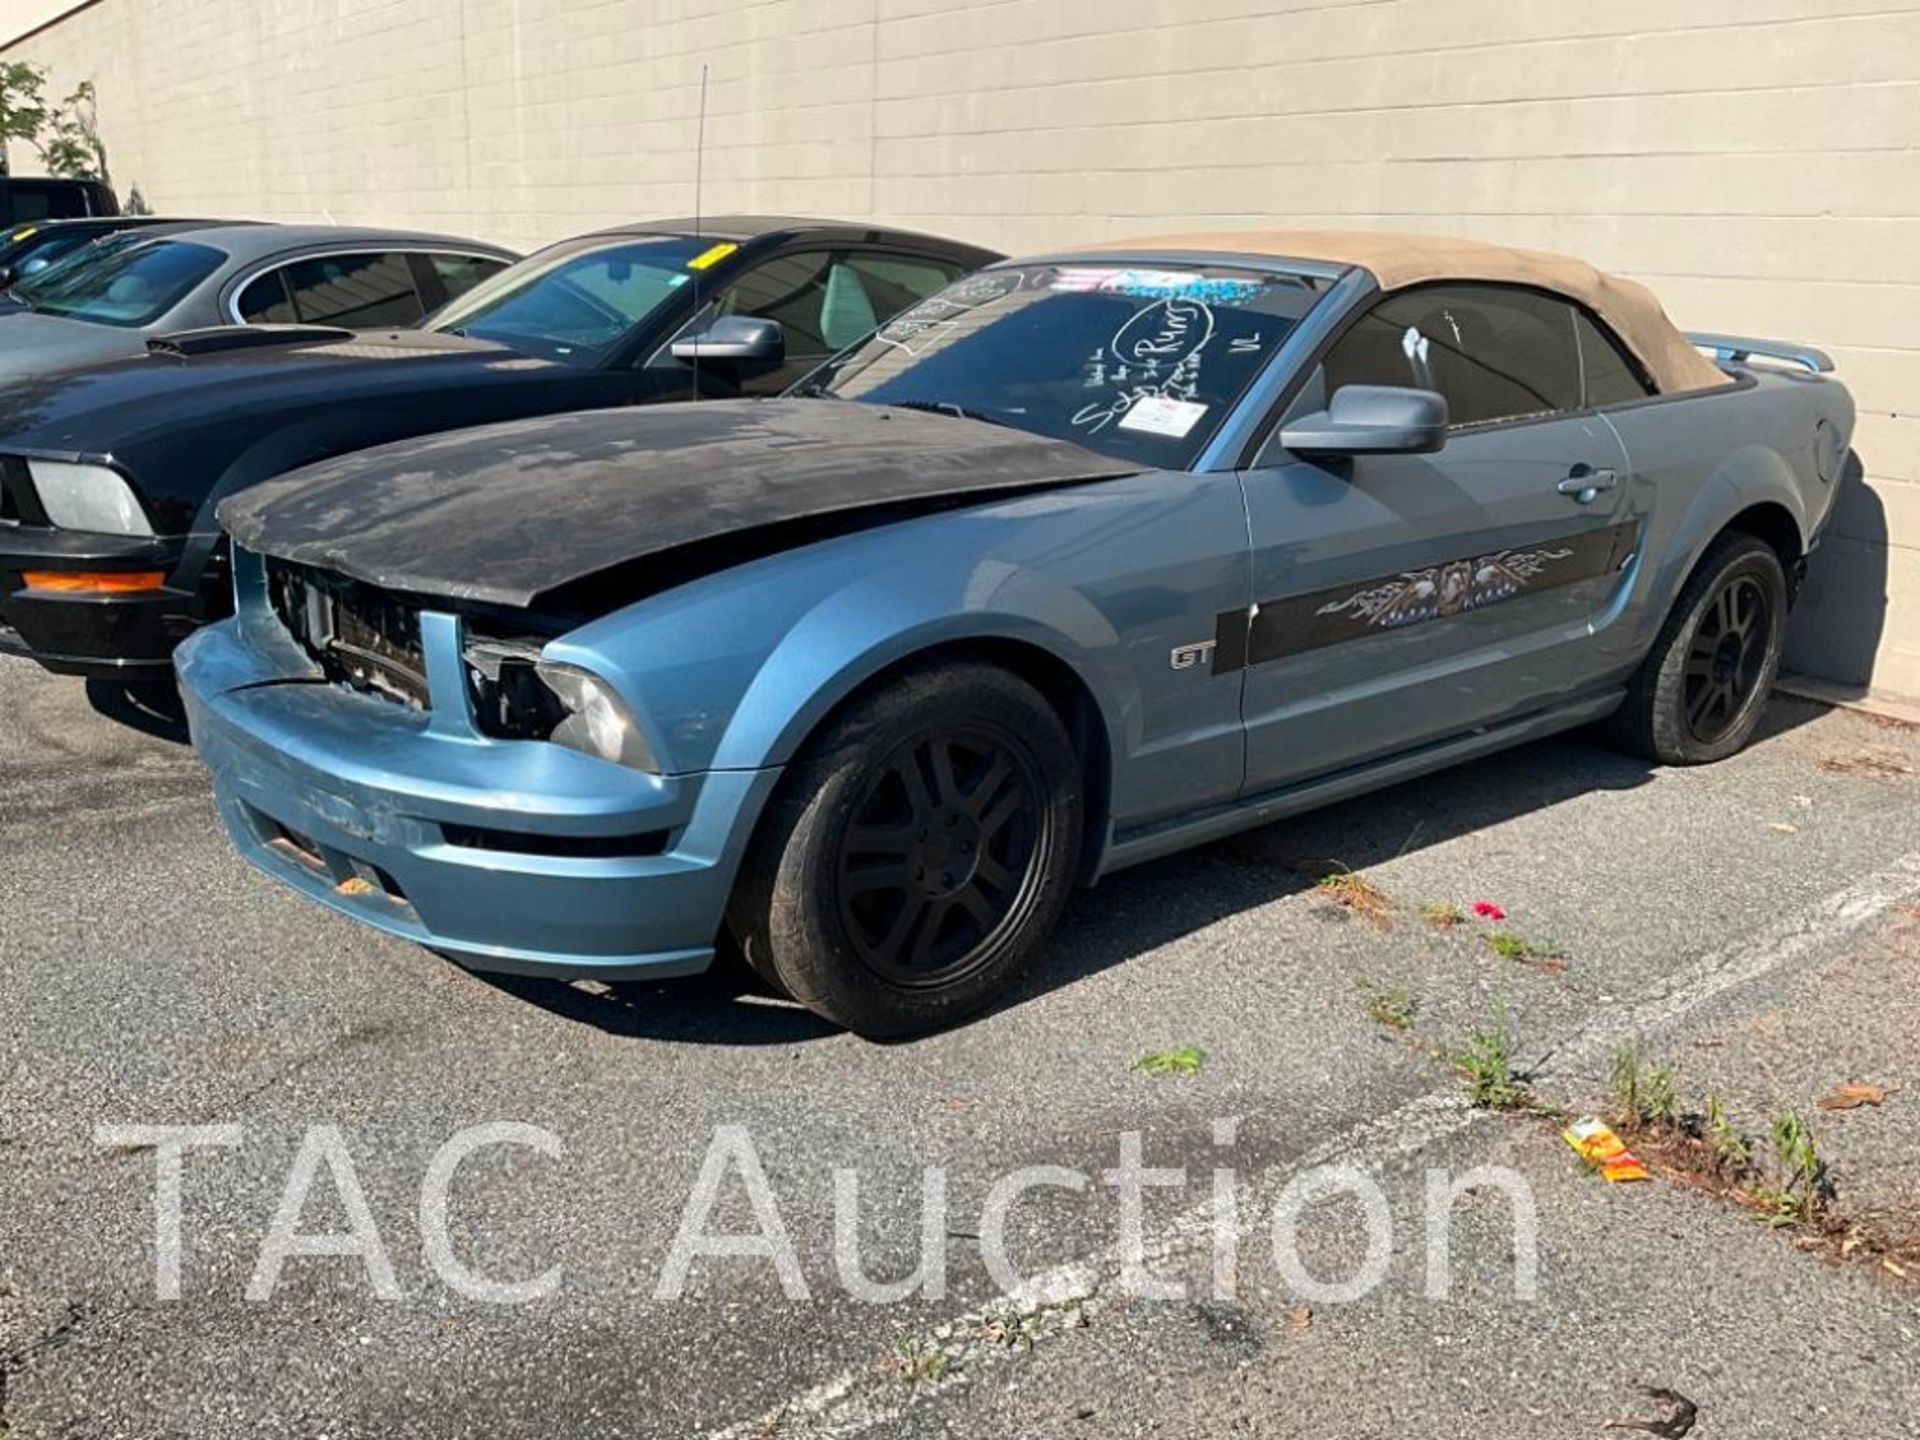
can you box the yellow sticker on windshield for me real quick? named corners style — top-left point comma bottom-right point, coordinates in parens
top-left (687, 241), bottom-right (739, 271)
top-left (8, 225), bottom-right (37, 242)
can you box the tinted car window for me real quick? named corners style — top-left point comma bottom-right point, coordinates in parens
top-left (715, 252), bottom-right (837, 355)
top-left (835, 253), bottom-right (963, 346)
top-left (428, 234), bottom-right (711, 364)
top-left (1325, 284), bottom-right (1584, 427)
top-left (1575, 309), bottom-right (1655, 407)
top-left (12, 231), bottom-right (95, 277)
top-left (0, 182), bottom-right (90, 223)
top-left (235, 270), bottom-right (296, 324)
top-left (14, 228), bottom-right (149, 289)
top-left (12, 237), bottom-right (226, 327)
top-left (273, 252), bottom-right (424, 327)
top-left (426, 252), bottom-right (507, 305)
top-left (2, 192), bottom-right (54, 223)
top-left (847, 253), bottom-right (962, 301)
top-left (820, 265), bottom-right (1330, 469)
top-left (710, 251), bottom-right (964, 359)
top-left (0, 226), bottom-right (100, 279)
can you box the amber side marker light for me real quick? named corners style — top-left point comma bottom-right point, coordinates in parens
top-left (22, 570), bottom-right (167, 594)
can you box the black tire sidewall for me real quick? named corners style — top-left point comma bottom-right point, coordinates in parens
top-left (1645, 536), bottom-right (1789, 765)
top-left (729, 662), bottom-right (1083, 1038)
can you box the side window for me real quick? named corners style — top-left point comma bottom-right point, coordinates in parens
top-left (713, 250), bottom-right (839, 359)
top-left (714, 250), bottom-right (835, 355)
top-left (425, 252), bottom-right (506, 306)
top-left (235, 270), bottom-right (296, 324)
top-left (837, 253), bottom-right (964, 340)
top-left (1575, 310), bottom-right (1655, 407)
top-left (273, 252), bottom-right (426, 328)
top-left (1323, 284), bottom-right (1584, 428)
top-left (713, 251), bottom-right (966, 362)
top-left (3, 189), bottom-right (54, 223)
top-left (1320, 306), bottom-right (1421, 394)
top-left (41, 186), bottom-right (90, 219)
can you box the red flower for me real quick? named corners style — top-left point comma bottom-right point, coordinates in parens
top-left (1472, 900), bottom-right (1506, 922)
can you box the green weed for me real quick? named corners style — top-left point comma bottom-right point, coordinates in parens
top-left (1133, 1047), bottom-right (1206, 1077)
top-left (1456, 994), bottom-right (1530, 1110)
top-left (1356, 979), bottom-right (1418, 1031)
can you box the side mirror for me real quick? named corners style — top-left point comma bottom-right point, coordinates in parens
top-left (670, 315), bottom-right (785, 365)
top-left (1279, 384), bottom-right (1449, 456)
top-left (0, 264), bottom-right (16, 291)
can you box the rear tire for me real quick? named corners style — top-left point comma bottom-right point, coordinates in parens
top-left (1607, 532), bottom-right (1789, 765)
top-left (726, 661), bottom-right (1082, 1038)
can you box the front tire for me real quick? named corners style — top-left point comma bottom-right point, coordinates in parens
top-left (1608, 532), bottom-right (1789, 765)
top-left (727, 661), bottom-right (1082, 1038)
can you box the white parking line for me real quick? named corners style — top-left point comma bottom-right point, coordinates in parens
top-left (707, 849), bottom-right (1920, 1439)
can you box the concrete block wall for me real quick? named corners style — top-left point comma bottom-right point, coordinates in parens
top-left (5, 0), bottom-right (1917, 701)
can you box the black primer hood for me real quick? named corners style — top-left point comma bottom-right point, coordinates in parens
top-left (221, 398), bottom-right (1139, 609)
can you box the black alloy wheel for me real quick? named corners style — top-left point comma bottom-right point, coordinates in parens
top-left (1682, 572), bottom-right (1773, 746)
top-left (727, 660), bottom-right (1082, 1038)
top-left (835, 727), bottom-right (1047, 987)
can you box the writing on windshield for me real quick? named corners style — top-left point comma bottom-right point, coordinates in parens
top-left (821, 264), bottom-right (1329, 467)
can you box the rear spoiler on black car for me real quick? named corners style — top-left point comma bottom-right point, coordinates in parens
top-left (147, 324), bottom-right (357, 358)
top-left (1688, 332), bottom-right (1835, 374)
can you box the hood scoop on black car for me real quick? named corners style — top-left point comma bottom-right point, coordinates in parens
top-left (146, 324), bottom-right (358, 359)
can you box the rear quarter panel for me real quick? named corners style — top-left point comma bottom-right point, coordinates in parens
top-left (1596, 367), bottom-right (1853, 670)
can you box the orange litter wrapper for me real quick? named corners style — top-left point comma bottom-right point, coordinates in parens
top-left (1562, 1117), bottom-right (1649, 1183)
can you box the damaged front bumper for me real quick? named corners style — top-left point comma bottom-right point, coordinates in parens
top-left (176, 612), bottom-right (778, 980)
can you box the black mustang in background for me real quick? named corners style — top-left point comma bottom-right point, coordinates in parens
top-left (0, 216), bottom-right (998, 680)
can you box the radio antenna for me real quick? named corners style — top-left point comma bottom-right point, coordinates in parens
top-left (690, 62), bottom-right (709, 401)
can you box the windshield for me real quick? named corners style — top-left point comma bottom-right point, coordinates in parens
top-left (427, 234), bottom-right (714, 364)
top-left (12, 235), bottom-right (226, 327)
top-left (13, 227), bottom-right (145, 285)
top-left (6, 230), bottom-right (94, 278)
top-left (814, 263), bottom-right (1330, 467)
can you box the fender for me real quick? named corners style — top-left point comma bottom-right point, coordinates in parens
top-left (734, 595), bottom-right (1125, 776)
top-left (176, 405), bottom-right (441, 593)
top-left (553, 528), bottom-right (1133, 782)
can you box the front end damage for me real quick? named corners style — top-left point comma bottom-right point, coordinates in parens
top-left (178, 547), bottom-right (776, 979)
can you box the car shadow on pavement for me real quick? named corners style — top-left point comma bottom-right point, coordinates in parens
top-left (479, 959), bottom-right (844, 1045)
top-left (84, 679), bottom-right (190, 744)
top-left (473, 697), bottom-right (1831, 1046)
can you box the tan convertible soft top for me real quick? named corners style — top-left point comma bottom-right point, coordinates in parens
top-left (1088, 229), bottom-right (1726, 395)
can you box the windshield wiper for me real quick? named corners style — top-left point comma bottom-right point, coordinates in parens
top-left (885, 399), bottom-right (1010, 428)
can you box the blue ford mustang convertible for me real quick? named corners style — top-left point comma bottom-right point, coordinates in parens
top-left (179, 231), bottom-right (1856, 1036)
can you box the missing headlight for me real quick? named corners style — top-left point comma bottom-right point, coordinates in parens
top-left (464, 637), bottom-right (562, 739)
top-left (464, 637), bottom-right (657, 771)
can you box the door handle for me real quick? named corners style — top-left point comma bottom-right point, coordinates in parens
top-left (1557, 466), bottom-right (1619, 502)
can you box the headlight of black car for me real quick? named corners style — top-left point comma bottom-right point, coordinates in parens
top-left (26, 459), bottom-right (154, 536)
top-left (465, 640), bottom-right (658, 772)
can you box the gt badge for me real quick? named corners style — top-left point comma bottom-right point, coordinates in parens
top-left (1170, 640), bottom-right (1217, 672)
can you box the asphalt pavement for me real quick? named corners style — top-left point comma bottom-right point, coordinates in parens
top-left (2, 654), bottom-right (1917, 1438)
